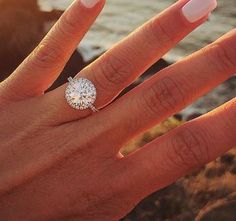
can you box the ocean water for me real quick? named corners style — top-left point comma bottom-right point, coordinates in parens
top-left (39, 0), bottom-right (236, 61)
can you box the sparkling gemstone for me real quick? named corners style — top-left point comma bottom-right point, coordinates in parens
top-left (65, 78), bottom-right (97, 110)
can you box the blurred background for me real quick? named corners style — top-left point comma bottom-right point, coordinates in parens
top-left (0, 0), bottom-right (235, 220)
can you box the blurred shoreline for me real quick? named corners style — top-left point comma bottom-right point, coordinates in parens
top-left (39, 0), bottom-right (236, 62)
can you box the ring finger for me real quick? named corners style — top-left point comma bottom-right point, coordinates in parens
top-left (44, 0), bottom-right (217, 123)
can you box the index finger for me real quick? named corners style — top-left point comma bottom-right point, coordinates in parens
top-left (1, 0), bottom-right (105, 101)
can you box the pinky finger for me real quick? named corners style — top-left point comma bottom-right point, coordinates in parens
top-left (122, 98), bottom-right (236, 200)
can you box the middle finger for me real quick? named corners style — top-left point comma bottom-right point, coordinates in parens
top-left (44, 0), bottom-right (217, 123)
top-left (99, 29), bottom-right (236, 153)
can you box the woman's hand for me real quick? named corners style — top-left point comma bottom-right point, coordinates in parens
top-left (0, 0), bottom-right (235, 220)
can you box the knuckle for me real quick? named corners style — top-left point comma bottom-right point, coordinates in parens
top-left (169, 126), bottom-right (211, 168)
top-left (141, 76), bottom-right (185, 114)
top-left (29, 41), bottom-right (65, 69)
top-left (95, 54), bottom-right (131, 91)
top-left (56, 12), bottom-right (80, 38)
top-left (145, 18), bottom-right (176, 46)
top-left (204, 42), bottom-right (236, 74)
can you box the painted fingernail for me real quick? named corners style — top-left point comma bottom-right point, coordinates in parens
top-left (80, 0), bottom-right (100, 8)
top-left (182, 0), bottom-right (217, 23)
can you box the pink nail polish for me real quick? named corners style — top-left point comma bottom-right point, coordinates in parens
top-left (182, 0), bottom-right (217, 23)
top-left (80, 0), bottom-right (100, 8)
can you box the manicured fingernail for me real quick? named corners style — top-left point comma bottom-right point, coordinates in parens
top-left (80, 0), bottom-right (100, 8)
top-left (182, 0), bottom-right (217, 23)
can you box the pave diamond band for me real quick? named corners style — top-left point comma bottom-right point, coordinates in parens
top-left (65, 77), bottom-right (98, 112)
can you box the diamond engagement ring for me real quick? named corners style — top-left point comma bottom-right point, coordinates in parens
top-left (65, 77), bottom-right (98, 112)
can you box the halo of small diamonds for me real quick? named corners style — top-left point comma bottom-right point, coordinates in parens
top-left (65, 77), bottom-right (97, 111)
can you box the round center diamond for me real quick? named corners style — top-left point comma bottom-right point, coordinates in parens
top-left (65, 78), bottom-right (97, 110)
